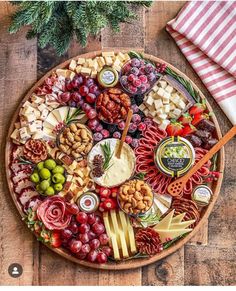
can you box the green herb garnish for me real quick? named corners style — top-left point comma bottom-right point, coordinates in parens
top-left (210, 153), bottom-right (218, 172)
top-left (165, 67), bottom-right (201, 103)
top-left (108, 252), bottom-right (149, 262)
top-left (18, 156), bottom-right (34, 165)
top-left (65, 107), bottom-right (83, 124)
top-left (133, 172), bottom-right (146, 180)
top-left (163, 233), bottom-right (187, 249)
top-left (101, 142), bottom-right (114, 171)
top-left (139, 213), bottom-right (160, 227)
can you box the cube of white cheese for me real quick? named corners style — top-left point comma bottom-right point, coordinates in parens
top-left (152, 85), bottom-right (159, 92)
top-left (177, 99), bottom-right (186, 110)
top-left (145, 95), bottom-right (154, 106)
top-left (34, 120), bottom-right (43, 130)
top-left (34, 109), bottom-right (41, 119)
top-left (159, 113), bottom-right (168, 120)
top-left (28, 123), bottom-right (38, 133)
top-left (170, 102), bottom-right (176, 110)
top-left (102, 51), bottom-right (115, 57)
top-left (172, 108), bottom-right (182, 117)
top-left (19, 127), bottom-right (30, 141)
top-left (156, 107), bottom-right (164, 115)
top-left (117, 52), bottom-right (126, 61)
top-left (104, 57), bottom-right (113, 66)
top-left (159, 80), bottom-right (167, 89)
top-left (157, 88), bottom-right (165, 97)
top-left (154, 99), bottom-right (163, 110)
top-left (40, 109), bottom-right (49, 120)
top-left (38, 103), bottom-right (47, 112)
top-left (31, 94), bottom-right (44, 104)
top-left (159, 119), bottom-right (170, 130)
top-left (153, 117), bottom-right (161, 124)
top-left (11, 128), bottom-right (20, 142)
top-left (26, 113), bottom-right (36, 123)
top-left (77, 58), bottom-right (86, 65)
top-left (165, 85), bottom-right (174, 94)
top-left (69, 59), bottom-right (77, 71)
top-left (143, 109), bottom-right (149, 116)
top-left (139, 104), bottom-right (146, 111)
top-left (163, 104), bottom-right (170, 113)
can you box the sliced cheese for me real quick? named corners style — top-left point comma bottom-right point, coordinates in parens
top-left (170, 220), bottom-right (195, 230)
top-left (153, 197), bottom-right (169, 216)
top-left (154, 209), bottom-right (175, 231)
top-left (156, 194), bottom-right (172, 208)
top-left (45, 112), bottom-right (59, 127)
top-left (157, 228), bottom-right (192, 243)
top-left (171, 213), bottom-right (186, 223)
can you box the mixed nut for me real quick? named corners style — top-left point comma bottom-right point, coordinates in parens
top-left (118, 179), bottom-right (153, 215)
top-left (58, 123), bottom-right (93, 160)
top-left (96, 88), bottom-right (131, 124)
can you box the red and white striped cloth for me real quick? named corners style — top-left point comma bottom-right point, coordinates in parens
top-left (166, 1), bottom-right (236, 125)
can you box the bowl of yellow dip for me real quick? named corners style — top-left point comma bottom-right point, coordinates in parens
top-left (87, 138), bottom-right (136, 188)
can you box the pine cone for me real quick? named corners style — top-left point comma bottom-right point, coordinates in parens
top-left (92, 166), bottom-right (104, 178)
top-left (23, 139), bottom-right (47, 163)
top-left (135, 227), bottom-right (163, 255)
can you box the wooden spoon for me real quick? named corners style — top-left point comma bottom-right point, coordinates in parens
top-left (167, 125), bottom-right (236, 196)
top-left (116, 109), bottom-right (133, 159)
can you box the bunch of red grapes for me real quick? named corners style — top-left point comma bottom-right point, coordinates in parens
top-left (61, 203), bottom-right (111, 264)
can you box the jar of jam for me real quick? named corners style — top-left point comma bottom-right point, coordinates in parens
top-left (97, 67), bottom-right (119, 88)
top-left (77, 192), bottom-right (100, 213)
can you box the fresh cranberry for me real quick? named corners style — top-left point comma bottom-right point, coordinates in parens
top-left (113, 131), bottom-right (121, 139)
top-left (131, 138), bottom-right (139, 148)
top-left (101, 129), bottom-right (110, 138)
top-left (95, 124), bottom-right (103, 132)
top-left (127, 74), bottom-right (136, 82)
top-left (93, 132), bottom-right (103, 142)
top-left (138, 122), bottom-right (147, 131)
top-left (131, 67), bottom-right (139, 76)
top-left (118, 121), bottom-right (125, 130)
top-left (133, 79), bottom-right (142, 87)
top-left (132, 114), bottom-right (142, 124)
top-left (139, 75), bottom-right (148, 84)
top-left (125, 136), bottom-right (133, 144)
top-left (131, 58), bottom-right (141, 67)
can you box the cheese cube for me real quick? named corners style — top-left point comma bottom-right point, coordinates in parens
top-left (104, 56), bottom-right (113, 66)
top-left (20, 116), bottom-right (28, 127)
top-left (11, 128), bottom-right (20, 142)
top-left (170, 93), bottom-right (180, 103)
top-left (152, 85), bottom-right (159, 92)
top-left (38, 103), bottom-right (47, 112)
top-left (177, 99), bottom-right (186, 110)
top-left (165, 85), bottom-right (174, 93)
top-left (139, 103), bottom-right (146, 111)
top-left (102, 51), bottom-right (115, 57)
top-left (145, 95), bottom-right (154, 106)
top-left (80, 67), bottom-right (91, 76)
top-left (117, 52), bottom-right (126, 61)
top-left (33, 109), bottom-right (40, 119)
top-left (112, 64), bottom-right (122, 72)
top-left (97, 57), bottom-right (106, 67)
top-left (40, 108), bottom-right (49, 120)
top-left (157, 88), bottom-right (165, 97)
top-left (159, 119), bottom-right (170, 130)
top-left (22, 101), bottom-right (33, 108)
top-left (159, 80), bottom-right (167, 89)
top-left (77, 58), bottom-right (86, 65)
top-left (143, 109), bottom-right (149, 116)
top-left (28, 123), bottom-right (38, 133)
top-left (68, 71), bottom-right (75, 80)
top-left (69, 59), bottom-right (77, 71)
top-left (163, 104), bottom-right (170, 113)
top-left (113, 58), bottom-right (121, 67)
top-left (75, 66), bottom-right (82, 74)
top-left (156, 107), bottom-right (164, 115)
top-left (154, 99), bottom-right (163, 110)
top-left (172, 108), bottom-right (182, 117)
top-left (21, 105), bottom-right (35, 116)
top-left (19, 127), bottom-right (30, 141)
top-left (159, 113), bottom-right (168, 120)
top-left (91, 61), bottom-right (98, 71)
top-left (34, 120), bottom-right (43, 129)
top-left (170, 102), bottom-right (176, 110)
top-left (31, 94), bottom-right (44, 104)
top-left (153, 117), bottom-right (161, 124)
top-left (25, 113), bottom-right (36, 123)
top-left (124, 53), bottom-right (130, 61)
top-left (14, 122), bottom-right (21, 129)
top-left (55, 69), bottom-right (68, 78)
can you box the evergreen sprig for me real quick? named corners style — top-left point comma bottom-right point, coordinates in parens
top-left (9, 1), bottom-right (152, 55)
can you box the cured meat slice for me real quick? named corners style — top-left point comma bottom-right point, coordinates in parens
top-left (12, 170), bottom-right (30, 184)
top-left (14, 179), bottom-right (34, 194)
top-left (19, 188), bottom-right (38, 206)
top-left (23, 196), bottom-right (43, 213)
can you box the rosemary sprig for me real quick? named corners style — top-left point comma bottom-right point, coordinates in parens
top-left (128, 50), bottom-right (156, 66)
top-left (18, 156), bottom-right (34, 165)
top-left (210, 153), bottom-right (218, 172)
top-left (133, 172), bottom-right (146, 180)
top-left (65, 107), bottom-right (83, 124)
top-left (163, 233), bottom-right (187, 249)
top-left (100, 142), bottom-right (114, 171)
top-left (108, 252), bottom-right (149, 262)
top-left (165, 67), bottom-right (201, 103)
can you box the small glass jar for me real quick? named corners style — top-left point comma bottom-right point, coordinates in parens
top-left (192, 185), bottom-right (212, 207)
top-left (76, 192), bottom-right (100, 213)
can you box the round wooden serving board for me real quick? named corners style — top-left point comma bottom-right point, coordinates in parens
top-left (5, 49), bottom-right (225, 270)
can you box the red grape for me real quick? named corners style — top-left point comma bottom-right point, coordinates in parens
top-left (76, 251), bottom-right (87, 260)
top-left (81, 243), bottom-right (91, 254)
top-left (92, 222), bottom-right (105, 235)
top-left (66, 202), bottom-right (79, 215)
top-left (76, 212), bottom-right (88, 224)
top-left (96, 252), bottom-right (108, 264)
top-left (89, 239), bottom-right (100, 250)
top-left (101, 246), bottom-right (112, 257)
top-left (86, 93), bottom-right (97, 104)
top-left (69, 239), bottom-right (82, 253)
top-left (94, 215), bottom-right (102, 224)
top-left (87, 109), bottom-right (97, 119)
top-left (84, 78), bottom-right (94, 87)
top-left (65, 79), bottom-right (73, 91)
top-left (71, 92), bottom-right (82, 102)
top-left (61, 228), bottom-right (73, 240)
top-left (82, 103), bottom-right (92, 113)
top-left (87, 213), bottom-right (96, 225)
top-left (78, 223), bottom-right (90, 234)
top-left (87, 230), bottom-right (96, 240)
top-left (99, 233), bottom-right (109, 245)
top-left (87, 118), bottom-right (100, 130)
top-left (79, 85), bottom-right (89, 96)
top-left (87, 250), bottom-right (98, 262)
top-left (89, 85), bottom-right (98, 94)
top-left (58, 92), bottom-right (70, 103)
top-left (77, 233), bottom-right (90, 244)
top-left (68, 222), bottom-right (79, 234)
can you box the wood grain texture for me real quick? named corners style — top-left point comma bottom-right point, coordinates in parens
top-left (0, 0), bottom-right (235, 286)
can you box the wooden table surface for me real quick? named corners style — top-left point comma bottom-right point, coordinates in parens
top-left (0, 1), bottom-right (235, 286)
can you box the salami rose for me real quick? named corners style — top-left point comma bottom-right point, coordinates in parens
top-left (37, 196), bottom-right (72, 230)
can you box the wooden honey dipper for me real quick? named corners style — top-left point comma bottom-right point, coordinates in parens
top-left (167, 125), bottom-right (236, 196)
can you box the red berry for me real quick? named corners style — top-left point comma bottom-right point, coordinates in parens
top-left (118, 121), bottom-right (125, 130)
top-left (89, 85), bottom-right (99, 94)
top-left (125, 136), bottom-right (133, 144)
top-left (138, 122), bottom-right (147, 131)
top-left (101, 129), bottom-right (110, 138)
top-left (99, 188), bottom-right (111, 199)
top-left (92, 222), bottom-right (105, 235)
top-left (82, 103), bottom-right (92, 113)
top-left (99, 233), bottom-right (109, 245)
top-left (128, 85), bottom-right (137, 94)
top-left (139, 75), bottom-right (148, 84)
top-left (61, 229), bottom-right (73, 240)
top-left (95, 124), bottom-right (103, 132)
top-left (68, 222), bottom-right (79, 234)
top-left (87, 250), bottom-right (98, 262)
top-left (81, 243), bottom-right (91, 254)
top-left (76, 212), bottom-right (88, 224)
top-left (86, 93), bottom-right (97, 104)
top-left (78, 223), bottom-right (90, 234)
top-left (77, 233), bottom-right (90, 244)
top-left (87, 118), bottom-right (100, 130)
top-left (69, 239), bottom-right (82, 253)
top-left (79, 85), bottom-right (89, 96)
top-left (87, 213), bottom-right (96, 225)
top-left (127, 74), bottom-right (136, 82)
top-left (101, 246), bottom-right (112, 257)
top-left (89, 238), bottom-right (100, 250)
top-left (87, 230), bottom-right (96, 240)
top-left (133, 79), bottom-right (142, 87)
top-left (96, 252), bottom-right (108, 264)
top-left (87, 109), bottom-right (97, 119)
